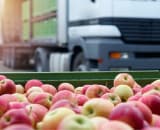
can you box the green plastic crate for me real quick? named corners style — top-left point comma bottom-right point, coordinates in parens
top-left (33, 0), bottom-right (57, 17)
top-left (22, 0), bottom-right (30, 21)
top-left (0, 71), bottom-right (160, 87)
top-left (33, 18), bottom-right (57, 39)
top-left (22, 21), bottom-right (30, 41)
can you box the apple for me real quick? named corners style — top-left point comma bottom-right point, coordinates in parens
top-left (58, 82), bottom-right (75, 92)
top-left (127, 92), bottom-right (142, 101)
top-left (74, 94), bottom-right (89, 106)
top-left (0, 75), bottom-right (7, 81)
top-left (52, 90), bottom-right (74, 105)
top-left (15, 84), bottom-right (25, 94)
top-left (82, 98), bottom-right (114, 118)
top-left (50, 99), bottom-right (81, 114)
top-left (25, 103), bottom-right (48, 127)
top-left (81, 84), bottom-right (92, 95)
top-left (90, 116), bottom-right (109, 130)
top-left (38, 107), bottom-right (75, 130)
top-left (26, 86), bottom-right (44, 97)
top-left (143, 89), bottom-right (160, 97)
top-left (109, 102), bottom-right (144, 129)
top-left (31, 92), bottom-right (53, 109)
top-left (113, 84), bottom-right (134, 102)
top-left (139, 94), bottom-right (160, 115)
top-left (12, 93), bottom-right (28, 102)
top-left (133, 82), bottom-right (142, 94)
top-left (113, 73), bottom-right (135, 88)
top-left (127, 101), bottom-right (153, 124)
top-left (24, 79), bottom-right (43, 91)
top-left (85, 84), bottom-right (110, 98)
top-left (152, 114), bottom-right (160, 128)
top-left (41, 84), bottom-right (57, 96)
top-left (0, 79), bottom-right (16, 94)
top-left (141, 84), bottom-right (154, 94)
top-left (74, 86), bottom-right (83, 94)
top-left (3, 124), bottom-right (34, 130)
top-left (101, 120), bottom-right (134, 130)
top-left (57, 114), bottom-right (96, 130)
top-left (8, 101), bottom-right (29, 110)
top-left (101, 92), bottom-right (121, 106)
top-left (141, 126), bottom-right (160, 130)
top-left (0, 108), bottom-right (32, 129)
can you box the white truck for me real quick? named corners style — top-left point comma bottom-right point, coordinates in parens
top-left (1, 0), bottom-right (160, 71)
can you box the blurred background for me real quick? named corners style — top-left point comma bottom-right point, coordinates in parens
top-left (0, 0), bottom-right (160, 72)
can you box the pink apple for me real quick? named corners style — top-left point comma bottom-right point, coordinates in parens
top-left (127, 92), bottom-right (142, 101)
top-left (58, 82), bottom-right (75, 92)
top-left (141, 126), bottom-right (160, 130)
top-left (0, 108), bottom-right (32, 129)
top-left (15, 84), bottom-right (25, 94)
top-left (101, 120), bottom-right (134, 130)
top-left (41, 84), bottom-right (57, 95)
top-left (82, 98), bottom-right (114, 118)
top-left (81, 84), bottom-right (92, 94)
top-left (52, 90), bottom-right (74, 104)
top-left (50, 99), bottom-right (81, 114)
top-left (3, 124), bottom-right (34, 130)
top-left (57, 114), bottom-right (95, 130)
top-left (0, 75), bottom-right (7, 81)
top-left (101, 92), bottom-right (121, 106)
top-left (113, 73), bottom-right (135, 88)
top-left (26, 87), bottom-right (44, 97)
top-left (31, 92), bottom-right (53, 109)
top-left (152, 114), bottom-right (160, 128)
top-left (113, 84), bottom-right (134, 102)
top-left (141, 84), bottom-right (155, 94)
top-left (139, 94), bottom-right (160, 115)
top-left (25, 103), bottom-right (48, 127)
top-left (85, 84), bottom-right (110, 98)
top-left (38, 107), bottom-right (75, 130)
top-left (74, 94), bottom-right (89, 106)
top-left (24, 79), bottom-right (43, 91)
top-left (0, 79), bottom-right (16, 94)
top-left (127, 101), bottom-right (153, 124)
top-left (133, 82), bottom-right (142, 94)
top-left (109, 102), bottom-right (144, 129)
top-left (8, 101), bottom-right (29, 110)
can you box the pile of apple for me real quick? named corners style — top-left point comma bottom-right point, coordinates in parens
top-left (0, 73), bottom-right (160, 130)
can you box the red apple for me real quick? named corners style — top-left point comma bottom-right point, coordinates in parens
top-left (139, 94), bottom-right (160, 115)
top-left (41, 84), bottom-right (57, 96)
top-left (127, 92), bottom-right (142, 101)
top-left (58, 82), bottom-right (75, 92)
top-left (85, 84), bottom-right (110, 98)
top-left (141, 84), bottom-right (154, 94)
top-left (57, 114), bottom-right (95, 130)
top-left (127, 101), bottom-right (153, 124)
top-left (0, 108), bottom-right (32, 129)
top-left (101, 92), bottom-right (121, 106)
top-left (101, 120), bottom-right (134, 130)
top-left (4, 124), bottom-right (34, 130)
top-left (109, 102), bottom-right (144, 129)
top-left (82, 98), bottom-right (114, 118)
top-left (24, 79), bottom-right (43, 92)
top-left (113, 73), bottom-right (135, 88)
top-left (81, 84), bottom-right (92, 95)
top-left (8, 101), bottom-right (29, 110)
top-left (0, 79), bottom-right (16, 94)
top-left (38, 107), bottom-right (75, 130)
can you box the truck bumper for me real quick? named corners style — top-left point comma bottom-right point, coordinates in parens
top-left (85, 38), bottom-right (160, 71)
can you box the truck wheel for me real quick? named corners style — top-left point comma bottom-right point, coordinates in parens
top-left (72, 52), bottom-right (89, 71)
top-left (35, 48), bottom-right (50, 72)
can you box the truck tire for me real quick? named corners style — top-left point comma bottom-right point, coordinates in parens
top-left (72, 52), bottom-right (89, 71)
top-left (35, 48), bottom-right (50, 72)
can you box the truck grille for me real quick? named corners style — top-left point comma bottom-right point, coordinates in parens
top-left (113, 18), bottom-right (160, 44)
